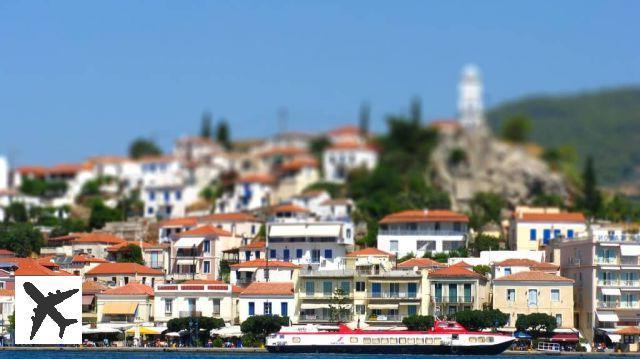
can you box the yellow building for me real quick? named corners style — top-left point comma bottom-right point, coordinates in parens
top-left (428, 265), bottom-right (489, 316)
top-left (493, 271), bottom-right (574, 330)
top-left (508, 207), bottom-right (586, 251)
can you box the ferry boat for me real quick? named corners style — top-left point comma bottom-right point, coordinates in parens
top-left (266, 320), bottom-right (515, 354)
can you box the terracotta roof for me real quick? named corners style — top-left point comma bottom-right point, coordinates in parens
top-left (2, 258), bottom-right (72, 276)
top-left (136, 155), bottom-right (175, 164)
top-left (199, 212), bottom-right (260, 223)
top-left (0, 249), bottom-right (15, 256)
top-left (0, 289), bottom-right (14, 296)
top-left (82, 281), bottom-right (109, 294)
top-left (327, 141), bottom-right (376, 151)
top-left (236, 173), bottom-right (276, 185)
top-left (106, 241), bottom-right (164, 252)
top-left (230, 259), bottom-right (300, 269)
top-left (328, 125), bottom-right (360, 136)
top-left (269, 204), bottom-right (310, 214)
top-left (177, 225), bottom-right (232, 237)
top-left (380, 209), bottom-right (469, 224)
top-left (49, 232), bottom-right (126, 245)
top-left (37, 256), bottom-right (59, 269)
top-left (346, 247), bottom-right (394, 257)
top-left (321, 198), bottom-right (353, 206)
top-left (260, 146), bottom-right (307, 158)
top-left (279, 157), bottom-right (318, 171)
top-left (86, 262), bottom-right (164, 276)
top-left (427, 119), bottom-right (461, 130)
top-left (515, 212), bottom-right (586, 223)
top-left (240, 282), bottom-right (294, 296)
top-left (17, 163), bottom-right (85, 176)
top-left (398, 257), bottom-right (446, 269)
top-left (496, 258), bottom-right (559, 270)
top-left (495, 271), bottom-right (573, 283)
top-left (450, 261), bottom-right (473, 268)
top-left (182, 279), bottom-right (226, 285)
top-left (428, 266), bottom-right (486, 280)
top-left (102, 282), bottom-right (154, 296)
top-left (232, 285), bottom-right (243, 294)
top-left (242, 241), bottom-right (266, 249)
top-left (617, 327), bottom-right (640, 335)
top-left (160, 217), bottom-right (198, 227)
top-left (87, 155), bottom-right (129, 164)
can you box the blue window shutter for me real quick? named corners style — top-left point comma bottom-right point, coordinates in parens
top-left (324, 249), bottom-right (333, 259)
top-left (530, 229), bottom-right (537, 240)
top-left (248, 302), bottom-right (255, 316)
top-left (281, 302), bottom-right (288, 317)
top-left (270, 249), bottom-right (276, 259)
top-left (568, 229), bottom-right (574, 238)
top-left (296, 249), bottom-right (303, 258)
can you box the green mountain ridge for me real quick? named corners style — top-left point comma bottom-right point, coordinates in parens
top-left (487, 86), bottom-right (640, 186)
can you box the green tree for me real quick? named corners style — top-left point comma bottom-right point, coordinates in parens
top-left (500, 115), bottom-right (532, 143)
top-left (468, 192), bottom-right (506, 231)
top-left (116, 243), bottom-right (145, 265)
top-left (472, 264), bottom-right (491, 276)
top-left (516, 313), bottom-right (557, 340)
top-left (309, 136), bottom-right (331, 164)
top-left (128, 138), bottom-right (162, 159)
top-left (50, 218), bottom-right (87, 237)
top-left (88, 199), bottom-right (123, 229)
top-left (579, 155), bottom-right (603, 217)
top-left (453, 309), bottom-right (508, 331)
top-left (240, 315), bottom-right (289, 343)
top-left (402, 315), bottom-right (434, 331)
top-left (472, 234), bottom-right (501, 254)
top-left (410, 96), bottom-right (422, 125)
top-left (397, 252), bottom-right (415, 263)
top-left (604, 193), bottom-right (640, 222)
top-left (201, 111), bottom-right (213, 139)
top-left (448, 147), bottom-right (468, 167)
top-left (532, 193), bottom-right (565, 208)
top-left (216, 120), bottom-right (231, 150)
top-left (3, 202), bottom-right (28, 223)
top-left (167, 316), bottom-right (225, 345)
top-left (20, 178), bottom-right (67, 199)
top-left (328, 287), bottom-right (351, 323)
top-left (0, 223), bottom-right (44, 257)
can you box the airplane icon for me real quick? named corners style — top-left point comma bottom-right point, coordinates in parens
top-left (23, 282), bottom-right (79, 340)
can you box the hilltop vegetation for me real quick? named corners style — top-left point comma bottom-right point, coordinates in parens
top-left (487, 87), bottom-right (640, 186)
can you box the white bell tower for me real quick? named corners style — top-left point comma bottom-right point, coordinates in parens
top-left (458, 64), bottom-right (485, 129)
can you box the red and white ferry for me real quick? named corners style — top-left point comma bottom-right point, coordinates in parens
top-left (266, 320), bottom-right (514, 355)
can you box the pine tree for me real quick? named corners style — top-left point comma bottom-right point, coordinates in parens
top-left (359, 102), bottom-right (370, 136)
top-left (200, 112), bottom-right (213, 139)
top-left (582, 155), bottom-right (602, 217)
top-left (216, 120), bottom-right (231, 150)
top-left (410, 96), bottom-right (422, 125)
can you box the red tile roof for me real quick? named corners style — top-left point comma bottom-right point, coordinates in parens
top-left (182, 279), bottom-right (226, 285)
top-left (0, 289), bottom-right (14, 296)
top-left (450, 261), bottom-right (473, 268)
top-left (199, 212), bottom-right (260, 222)
top-left (380, 209), bottom-right (469, 224)
top-left (230, 259), bottom-right (300, 269)
top-left (49, 232), bottom-right (126, 245)
top-left (260, 147), bottom-right (307, 158)
top-left (515, 212), bottom-right (586, 223)
top-left (327, 141), bottom-right (376, 151)
top-left (86, 263), bottom-right (164, 276)
top-left (240, 282), bottom-right (294, 296)
top-left (397, 257), bottom-right (446, 269)
top-left (177, 225), bottom-right (232, 237)
top-left (72, 254), bottom-right (109, 264)
top-left (82, 281), bottom-right (109, 294)
top-left (102, 282), bottom-right (154, 296)
top-left (105, 241), bottom-right (164, 252)
top-left (0, 249), bottom-right (15, 256)
top-left (5, 258), bottom-right (72, 276)
top-left (428, 266), bottom-right (486, 280)
top-left (346, 247), bottom-right (394, 257)
top-left (495, 258), bottom-right (559, 270)
top-left (160, 217), bottom-right (199, 227)
top-left (495, 271), bottom-right (573, 283)
top-left (269, 204), bottom-right (310, 214)
top-left (328, 125), bottom-right (360, 136)
top-left (279, 158), bottom-right (318, 171)
top-left (236, 173), bottom-right (276, 185)
top-left (242, 241), bottom-right (266, 249)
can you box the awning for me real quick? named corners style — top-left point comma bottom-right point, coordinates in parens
top-left (82, 295), bottom-right (94, 306)
top-left (602, 288), bottom-right (622, 296)
top-left (269, 224), bottom-right (342, 238)
top-left (602, 266), bottom-right (620, 270)
top-left (211, 325), bottom-right (243, 338)
top-left (368, 304), bottom-right (398, 310)
top-left (125, 326), bottom-right (165, 335)
top-left (620, 245), bottom-right (640, 256)
top-left (399, 302), bottom-right (420, 306)
top-left (174, 237), bottom-right (204, 248)
top-left (596, 311), bottom-right (619, 322)
top-left (548, 333), bottom-right (579, 342)
top-left (81, 325), bottom-right (121, 334)
top-left (300, 303), bottom-right (330, 309)
top-left (102, 302), bottom-right (138, 315)
top-left (607, 333), bottom-right (622, 343)
top-left (176, 259), bottom-right (196, 265)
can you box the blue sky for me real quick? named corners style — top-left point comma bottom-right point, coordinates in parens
top-left (1, 1), bottom-right (638, 166)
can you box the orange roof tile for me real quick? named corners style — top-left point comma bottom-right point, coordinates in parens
top-left (450, 261), bottom-right (473, 268)
top-left (0, 289), bottom-right (14, 296)
top-left (177, 225), bottom-right (232, 237)
top-left (105, 241), bottom-right (164, 252)
top-left (86, 262), bottom-right (164, 276)
top-left (346, 247), bottom-right (394, 257)
top-left (428, 266), bottom-right (486, 280)
top-left (82, 281), bottom-right (109, 294)
top-left (199, 212), bottom-right (260, 223)
top-left (495, 271), bottom-right (573, 283)
top-left (495, 258), bottom-right (559, 270)
top-left (328, 125), bottom-right (360, 136)
top-left (0, 249), bottom-right (16, 256)
top-left (260, 146), bottom-right (307, 158)
top-left (102, 282), bottom-right (154, 296)
top-left (240, 282), bottom-right (294, 296)
top-left (182, 279), bottom-right (226, 285)
top-left (380, 209), bottom-right (469, 224)
top-left (72, 254), bottom-right (109, 263)
top-left (236, 173), bottom-right (276, 185)
top-left (232, 285), bottom-right (243, 294)
top-left (617, 327), bottom-right (640, 335)
top-left (160, 217), bottom-right (199, 227)
top-left (397, 257), bottom-right (446, 269)
top-left (516, 212), bottom-right (586, 223)
top-left (279, 158), bottom-right (318, 171)
top-left (230, 259), bottom-right (300, 269)
top-left (269, 204), bottom-right (310, 214)
top-left (242, 241), bottom-right (266, 249)
top-left (49, 232), bottom-right (126, 245)
top-left (327, 141), bottom-right (376, 151)
top-left (4, 258), bottom-right (72, 276)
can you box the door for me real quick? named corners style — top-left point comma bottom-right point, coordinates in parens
top-left (281, 302), bottom-right (288, 317)
top-left (283, 249), bottom-right (290, 261)
top-left (448, 284), bottom-right (457, 303)
top-left (311, 249), bottom-right (321, 263)
top-left (372, 283), bottom-right (382, 298)
top-left (407, 283), bottom-right (417, 298)
top-left (463, 284), bottom-right (472, 303)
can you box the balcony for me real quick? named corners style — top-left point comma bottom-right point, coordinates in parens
top-left (596, 234), bottom-right (640, 243)
top-left (434, 296), bottom-right (474, 304)
top-left (299, 314), bottom-right (352, 323)
top-left (366, 314), bottom-right (404, 322)
top-left (598, 280), bottom-right (640, 287)
top-left (595, 258), bottom-right (619, 265)
top-left (597, 300), bottom-right (640, 309)
top-left (378, 229), bottom-right (466, 236)
top-left (368, 292), bottom-right (419, 299)
top-left (299, 292), bottom-right (354, 299)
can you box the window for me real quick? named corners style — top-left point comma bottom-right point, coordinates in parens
top-left (270, 249), bottom-right (277, 259)
top-left (164, 191), bottom-right (170, 201)
top-left (245, 251), bottom-right (251, 261)
top-left (408, 283), bottom-right (417, 297)
top-left (341, 281), bottom-right (350, 294)
top-left (554, 229), bottom-right (561, 239)
top-left (504, 268), bottom-right (512, 276)
top-left (248, 302), bottom-right (255, 316)
top-left (147, 207), bottom-right (154, 215)
top-left (283, 249), bottom-right (290, 261)
top-left (529, 229), bottom-right (537, 240)
top-left (296, 249), bottom-right (303, 259)
top-left (356, 281), bottom-right (366, 292)
top-left (187, 298), bottom-right (196, 312)
top-left (264, 302), bottom-right (272, 316)
top-left (255, 251), bottom-right (261, 259)
top-left (281, 302), bottom-right (288, 316)
top-left (407, 305), bottom-right (417, 316)
top-left (390, 240), bottom-right (399, 252)
top-left (324, 249), bottom-right (333, 259)
top-left (507, 289), bottom-right (515, 302)
top-left (175, 190), bottom-right (182, 200)
top-left (355, 305), bottom-right (365, 314)
top-left (346, 228), bottom-right (351, 238)
top-left (212, 299), bottom-right (220, 316)
top-left (350, 337), bottom-right (358, 344)
top-left (528, 289), bottom-right (538, 306)
top-left (543, 229), bottom-right (551, 244)
top-left (567, 229), bottom-right (574, 238)
top-left (555, 314), bottom-right (562, 327)
top-left (323, 281), bottom-right (333, 296)
top-left (165, 299), bottom-right (173, 314)
top-left (305, 281), bottom-right (315, 296)
top-left (203, 240), bottom-right (210, 253)
top-left (148, 191), bottom-right (155, 201)
top-left (203, 261), bottom-right (211, 274)
top-left (551, 289), bottom-right (560, 302)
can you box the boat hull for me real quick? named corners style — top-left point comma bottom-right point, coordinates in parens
top-left (266, 339), bottom-right (514, 355)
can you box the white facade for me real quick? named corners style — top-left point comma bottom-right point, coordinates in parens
top-left (143, 184), bottom-right (199, 219)
top-left (216, 177), bottom-right (274, 213)
top-left (377, 223), bottom-right (468, 257)
top-left (290, 191), bottom-right (332, 215)
top-left (238, 296), bottom-right (294, 322)
top-left (0, 190), bottom-right (41, 222)
top-left (323, 146), bottom-right (377, 183)
top-left (458, 64), bottom-right (485, 128)
top-left (153, 281), bottom-right (235, 323)
top-left (448, 250), bottom-right (546, 267)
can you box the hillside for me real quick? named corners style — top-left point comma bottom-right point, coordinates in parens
top-left (487, 87), bottom-right (640, 186)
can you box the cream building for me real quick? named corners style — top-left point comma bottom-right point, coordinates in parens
top-left (154, 279), bottom-right (236, 324)
top-left (493, 271), bottom-right (574, 330)
top-left (509, 207), bottom-right (586, 251)
top-left (428, 266), bottom-right (489, 316)
top-left (96, 283), bottom-right (155, 324)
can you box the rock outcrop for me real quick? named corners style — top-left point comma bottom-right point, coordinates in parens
top-left (431, 125), bottom-right (568, 212)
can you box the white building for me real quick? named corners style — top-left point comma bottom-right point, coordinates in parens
top-left (0, 189), bottom-right (41, 222)
top-left (229, 259), bottom-right (299, 287)
top-left (458, 64), bottom-right (485, 129)
top-left (154, 279), bottom-right (236, 324)
top-left (290, 190), bottom-right (331, 215)
top-left (266, 221), bottom-right (355, 270)
top-left (142, 183), bottom-right (198, 219)
top-left (317, 198), bottom-right (355, 221)
top-left (238, 282), bottom-right (294, 322)
top-left (492, 258), bottom-right (559, 279)
top-left (216, 173), bottom-right (275, 213)
top-left (322, 142), bottom-right (377, 183)
top-left (198, 212), bottom-right (262, 239)
top-left (377, 209), bottom-right (469, 257)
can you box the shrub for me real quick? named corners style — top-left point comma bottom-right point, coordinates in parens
top-left (212, 337), bottom-right (223, 348)
top-left (402, 315), bottom-right (434, 331)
